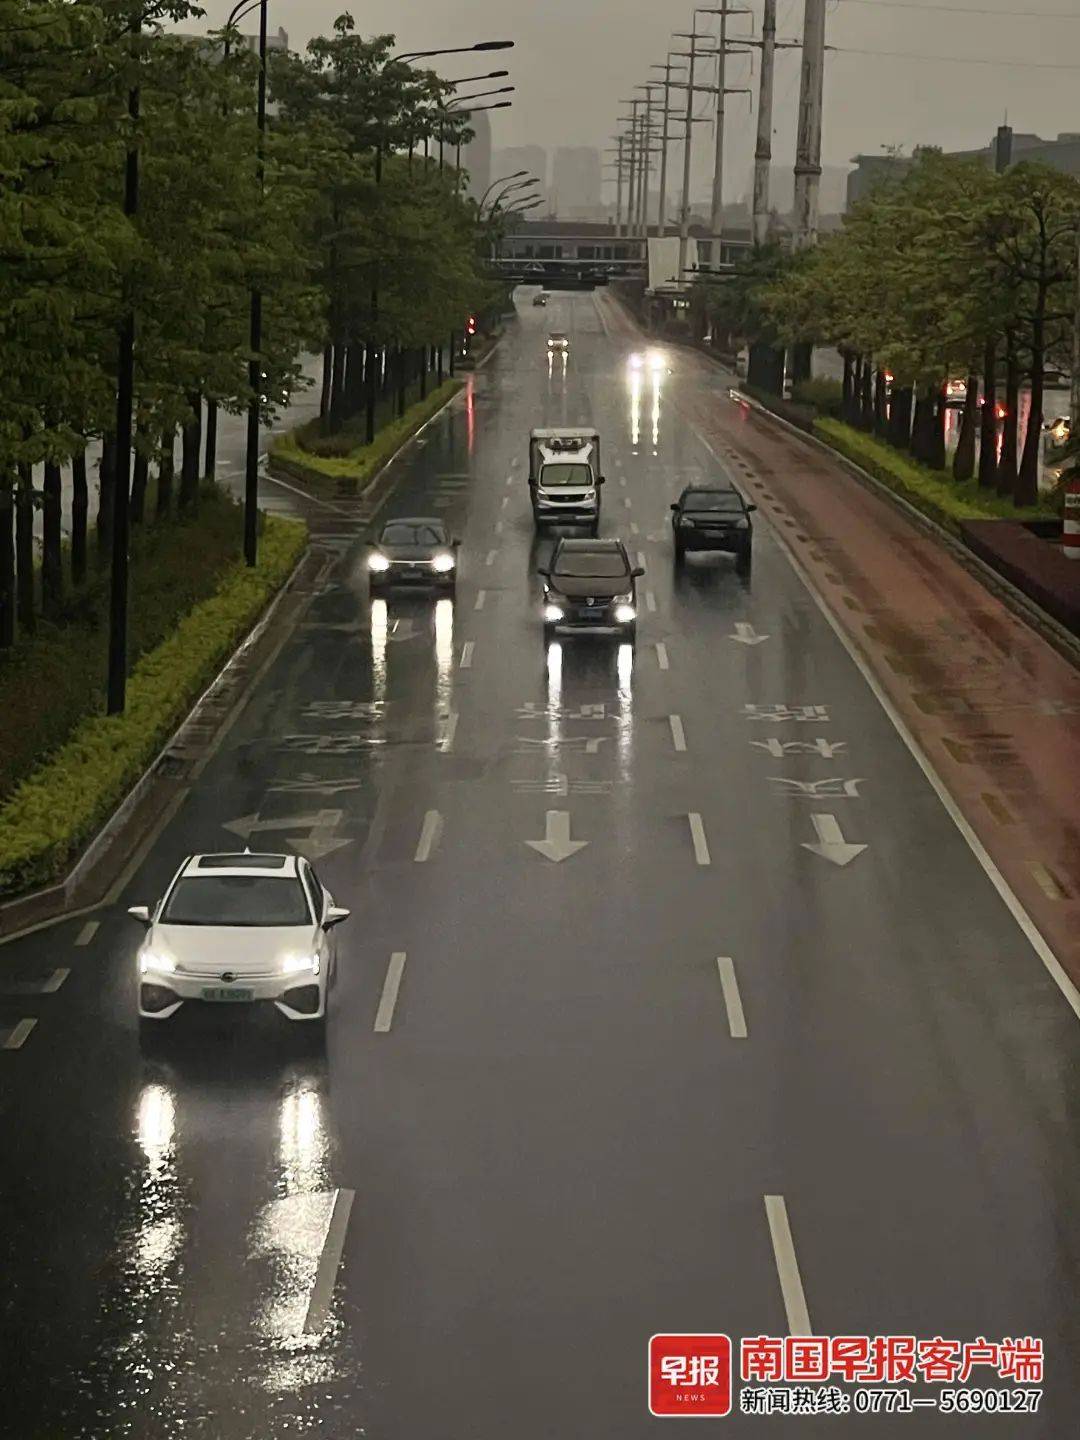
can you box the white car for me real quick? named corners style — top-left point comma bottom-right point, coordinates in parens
top-left (129, 852), bottom-right (349, 1025)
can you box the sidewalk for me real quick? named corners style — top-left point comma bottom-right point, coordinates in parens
top-left (598, 291), bottom-right (1080, 996)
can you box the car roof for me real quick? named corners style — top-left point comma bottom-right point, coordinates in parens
top-left (554, 537), bottom-right (626, 552)
top-left (183, 852), bottom-right (301, 878)
top-left (678, 484), bottom-right (745, 501)
top-left (382, 516), bottom-right (444, 528)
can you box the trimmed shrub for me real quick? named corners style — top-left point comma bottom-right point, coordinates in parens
top-left (792, 376), bottom-right (844, 418)
top-left (0, 515), bottom-right (307, 898)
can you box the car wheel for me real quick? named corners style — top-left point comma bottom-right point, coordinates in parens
top-left (588, 520), bottom-right (600, 537)
top-left (736, 545), bottom-right (752, 575)
top-left (623, 622), bottom-right (637, 644)
top-left (674, 540), bottom-right (685, 563)
top-left (543, 622), bottom-right (556, 643)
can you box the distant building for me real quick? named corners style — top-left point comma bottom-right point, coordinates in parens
top-left (173, 24), bottom-right (289, 58)
top-left (846, 129), bottom-right (1080, 209)
top-left (492, 145), bottom-right (549, 196)
top-left (551, 146), bottom-right (602, 219)
top-left (461, 108), bottom-right (492, 204)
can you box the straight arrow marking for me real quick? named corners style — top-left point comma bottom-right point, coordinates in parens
top-left (800, 813), bottom-right (868, 867)
top-left (730, 622), bottom-right (770, 646)
top-left (524, 810), bottom-right (589, 862)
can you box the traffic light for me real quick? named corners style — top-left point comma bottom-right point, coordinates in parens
top-left (466, 315), bottom-right (477, 336)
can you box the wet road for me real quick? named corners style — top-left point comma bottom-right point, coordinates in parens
top-left (2, 292), bottom-right (1079, 1437)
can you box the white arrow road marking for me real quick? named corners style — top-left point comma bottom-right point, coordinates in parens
top-left (730, 622), bottom-right (770, 646)
top-left (440, 712), bottom-right (459, 753)
top-left (387, 619), bottom-right (418, 642)
top-left (716, 957), bottom-right (747, 1038)
top-left (688, 813), bottom-right (711, 865)
top-left (460, 641), bottom-right (475, 669)
top-left (764, 1196), bottom-right (812, 1335)
top-left (645, 590), bottom-right (657, 613)
top-left (225, 810), bottom-right (336, 839)
top-left (524, 811), bottom-right (589, 862)
top-left (474, 589), bottom-right (486, 611)
top-left (374, 952), bottom-right (407, 1032)
top-left (669, 715), bottom-right (687, 752)
top-left (302, 1187), bottom-right (356, 1335)
top-left (655, 642), bottom-right (670, 671)
top-left (414, 810), bottom-right (443, 863)
top-left (2, 1019), bottom-right (36, 1051)
top-left (75, 921), bottom-right (99, 946)
top-left (800, 813), bottom-right (868, 867)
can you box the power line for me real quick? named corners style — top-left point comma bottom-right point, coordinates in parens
top-left (834, 0), bottom-right (1080, 17)
top-left (830, 45), bottom-right (1080, 69)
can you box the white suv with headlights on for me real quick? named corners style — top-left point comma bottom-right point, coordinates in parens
top-left (129, 852), bottom-right (349, 1026)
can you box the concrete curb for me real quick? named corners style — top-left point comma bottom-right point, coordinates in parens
top-left (0, 543), bottom-right (319, 943)
top-left (729, 387), bottom-right (1080, 672)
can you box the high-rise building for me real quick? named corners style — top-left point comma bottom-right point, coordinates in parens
top-left (492, 146), bottom-right (549, 197)
top-left (551, 147), bottom-right (602, 219)
top-left (461, 109), bottom-right (492, 203)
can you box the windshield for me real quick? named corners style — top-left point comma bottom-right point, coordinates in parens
top-left (553, 551), bottom-right (630, 579)
top-left (683, 490), bottom-right (744, 513)
top-left (161, 875), bottom-right (312, 927)
top-left (380, 521), bottom-right (446, 547)
top-left (541, 463), bottom-right (592, 489)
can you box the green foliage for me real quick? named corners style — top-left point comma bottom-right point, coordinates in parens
top-left (791, 377), bottom-right (844, 417)
top-left (0, 513), bottom-right (306, 897)
top-left (815, 418), bottom-right (1056, 530)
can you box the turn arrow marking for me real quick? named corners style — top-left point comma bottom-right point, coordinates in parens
top-left (524, 810), bottom-right (589, 863)
top-left (800, 813), bottom-right (868, 867)
top-left (223, 808), bottom-right (349, 861)
top-left (730, 622), bottom-right (770, 646)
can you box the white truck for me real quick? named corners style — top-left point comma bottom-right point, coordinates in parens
top-left (528, 427), bottom-right (604, 532)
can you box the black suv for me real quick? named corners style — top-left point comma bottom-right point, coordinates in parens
top-left (539, 538), bottom-right (643, 641)
top-left (671, 485), bottom-right (755, 572)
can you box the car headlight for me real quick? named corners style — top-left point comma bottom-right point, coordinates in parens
top-left (368, 553), bottom-right (390, 572)
top-left (629, 352), bottom-right (643, 370)
top-left (281, 953), bottom-right (320, 976)
top-left (140, 952), bottom-right (176, 975)
top-left (614, 604), bottom-right (636, 624)
top-left (544, 604), bottom-right (564, 622)
top-left (647, 349), bottom-right (665, 370)
top-left (431, 552), bottom-right (455, 572)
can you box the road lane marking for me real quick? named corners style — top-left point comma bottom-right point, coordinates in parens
top-left (494, 521), bottom-right (503, 534)
top-left (636, 550), bottom-right (646, 569)
top-left (764, 1196), bottom-right (812, 1334)
top-left (688, 813), bottom-right (711, 865)
top-left (485, 550), bottom-right (496, 566)
top-left (374, 952), bottom-right (407, 1032)
top-left (474, 589), bottom-right (486, 611)
top-left (716, 958), bottom-right (747, 1038)
top-left (440, 712), bottom-right (459, 752)
top-left (75, 921), bottom-right (99, 946)
top-left (619, 476), bottom-right (627, 486)
top-left (302, 1187), bottom-right (356, 1335)
top-left (0, 968), bottom-right (71, 997)
top-left (646, 590), bottom-right (657, 612)
top-left (669, 715), bottom-right (687, 752)
top-left (500, 495), bottom-right (509, 508)
top-left (460, 641), bottom-right (475, 669)
top-left (981, 792), bottom-right (1015, 825)
top-left (1029, 863), bottom-right (1068, 901)
top-left (414, 811), bottom-right (443, 863)
top-left (655, 642), bottom-right (669, 670)
top-left (2, 1019), bottom-right (36, 1051)
top-left (623, 496), bottom-right (632, 509)
top-left (630, 521), bottom-right (640, 535)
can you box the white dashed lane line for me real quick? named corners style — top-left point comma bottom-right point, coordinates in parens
top-left (716, 957), bottom-right (747, 1038)
top-left (764, 1195), bottom-right (812, 1335)
top-left (2, 1019), bottom-right (37, 1051)
top-left (645, 590), bottom-right (657, 613)
top-left (655, 642), bottom-right (670, 671)
top-left (0, 969), bottom-right (69, 996)
top-left (669, 715), bottom-right (687, 753)
top-left (474, 590), bottom-right (487, 611)
top-left (74, 921), bottom-right (99, 947)
top-left (460, 641), bottom-right (475, 669)
top-left (414, 811), bottom-right (443, 863)
top-left (688, 813), bottom-right (711, 866)
top-left (374, 952), bottom-right (407, 1032)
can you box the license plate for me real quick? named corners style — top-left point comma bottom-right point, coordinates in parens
top-left (578, 607), bottom-right (604, 618)
top-left (201, 986), bottom-right (254, 1002)
top-left (704, 529), bottom-right (732, 539)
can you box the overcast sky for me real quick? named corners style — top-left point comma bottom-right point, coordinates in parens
top-left (205, 0), bottom-right (1080, 200)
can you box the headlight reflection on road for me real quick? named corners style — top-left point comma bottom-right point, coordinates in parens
top-left (279, 1081), bottom-right (330, 1197)
top-left (629, 370), bottom-right (642, 448)
top-left (616, 643), bottom-right (633, 778)
top-left (133, 1082), bottom-right (182, 1280)
top-left (370, 597), bottom-right (388, 704)
top-left (651, 370), bottom-right (661, 451)
top-left (434, 596), bottom-right (454, 730)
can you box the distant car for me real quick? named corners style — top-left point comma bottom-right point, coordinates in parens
top-left (671, 484), bottom-right (755, 572)
top-left (367, 517), bottom-right (459, 591)
top-left (532, 292), bottom-right (549, 307)
top-left (129, 852), bottom-right (349, 1027)
top-left (538, 537), bottom-right (643, 641)
top-left (945, 378), bottom-right (968, 406)
top-left (547, 332), bottom-right (569, 350)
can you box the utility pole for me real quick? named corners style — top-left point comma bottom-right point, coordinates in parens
top-left (752, 0), bottom-right (777, 246)
top-left (673, 27), bottom-right (717, 286)
top-left (708, 5), bottom-right (751, 256)
top-left (621, 100), bottom-right (642, 241)
top-left (243, 0), bottom-right (268, 567)
top-left (1072, 223), bottom-right (1080, 444)
top-left (792, 0), bottom-right (826, 250)
top-left (650, 56), bottom-right (686, 236)
top-left (613, 134), bottom-right (626, 236)
top-left (636, 84), bottom-right (663, 237)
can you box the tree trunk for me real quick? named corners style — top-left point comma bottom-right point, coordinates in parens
top-left (0, 483), bottom-right (13, 648)
top-left (418, 346), bottom-right (427, 400)
top-left (449, 332), bottom-right (456, 376)
top-left (952, 374), bottom-right (979, 481)
top-left (436, 344), bottom-right (444, 385)
top-left (343, 342), bottom-right (365, 420)
top-left (71, 448), bottom-right (88, 585)
top-left (748, 342), bottom-right (785, 396)
top-left (910, 385), bottom-right (934, 463)
top-left (997, 336), bottom-right (1019, 497)
top-left (130, 445), bottom-right (149, 525)
top-left (789, 340), bottom-right (812, 386)
top-left (850, 356), bottom-right (864, 426)
top-left (927, 381), bottom-right (947, 470)
top-left (180, 394), bottom-right (202, 513)
top-left (1016, 321), bottom-right (1044, 508)
top-left (157, 431), bottom-right (175, 518)
top-left (396, 348), bottom-right (407, 418)
top-left (15, 462), bottom-right (35, 634)
top-left (841, 351), bottom-right (856, 424)
top-left (42, 460), bottom-right (63, 612)
top-left (888, 385), bottom-right (913, 450)
top-left (977, 340), bottom-right (998, 489)
top-left (328, 340), bottom-right (347, 431)
top-left (873, 368), bottom-right (888, 437)
top-left (319, 344), bottom-right (333, 419)
top-left (204, 401), bottom-right (218, 480)
top-left (365, 342), bottom-right (377, 445)
top-left (859, 360), bottom-right (874, 430)
top-left (97, 434), bottom-right (116, 556)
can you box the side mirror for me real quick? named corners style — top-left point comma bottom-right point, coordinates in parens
top-left (451, 537), bottom-right (461, 547)
top-left (747, 503), bottom-right (757, 513)
top-left (632, 566), bottom-right (645, 578)
top-left (128, 905), bottom-right (151, 924)
top-left (670, 502), bottom-right (679, 512)
top-left (324, 905), bottom-right (351, 929)
top-left (536, 568), bottom-right (549, 579)
top-left (597, 476), bottom-right (606, 485)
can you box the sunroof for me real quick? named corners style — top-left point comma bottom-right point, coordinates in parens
top-left (196, 854), bottom-right (288, 869)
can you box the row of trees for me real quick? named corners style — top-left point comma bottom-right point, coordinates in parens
top-left (0, 3), bottom-right (498, 653)
top-left (703, 150), bottom-right (1080, 508)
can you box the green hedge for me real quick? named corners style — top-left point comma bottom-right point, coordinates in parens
top-left (270, 378), bottom-right (463, 496)
top-left (792, 376), bottom-right (843, 418)
top-left (0, 514), bottom-right (307, 899)
top-left (814, 418), bottom-right (1056, 532)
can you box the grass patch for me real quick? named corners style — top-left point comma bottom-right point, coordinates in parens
top-left (269, 378), bottom-right (463, 496)
top-left (814, 418), bottom-right (1057, 532)
top-left (0, 510), bottom-right (306, 899)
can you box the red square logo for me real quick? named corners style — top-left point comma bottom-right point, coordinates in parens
top-left (649, 1334), bottom-right (733, 1417)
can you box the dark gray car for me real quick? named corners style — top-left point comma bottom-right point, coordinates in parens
top-left (538, 538), bottom-right (643, 641)
top-left (367, 517), bottom-right (459, 592)
top-left (671, 485), bottom-right (755, 572)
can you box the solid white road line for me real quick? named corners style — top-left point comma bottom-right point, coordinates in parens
top-left (645, 590), bottom-right (657, 612)
top-left (688, 813), bottom-right (711, 866)
top-left (414, 811), bottom-right (443, 863)
top-left (655, 642), bottom-right (670, 670)
top-left (669, 714), bottom-right (687, 753)
top-left (636, 550), bottom-right (647, 569)
top-left (485, 550), bottom-right (496, 566)
top-left (764, 1195), bottom-right (812, 1335)
top-left (440, 711), bottom-right (459, 753)
top-left (474, 589), bottom-right (486, 611)
top-left (716, 957), bottom-right (747, 1038)
top-left (374, 952), bottom-right (407, 1032)
top-left (74, 921), bottom-right (99, 947)
top-left (302, 1187), bottom-right (356, 1335)
top-left (3, 1019), bottom-right (36, 1051)
top-left (460, 641), bottom-right (475, 669)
